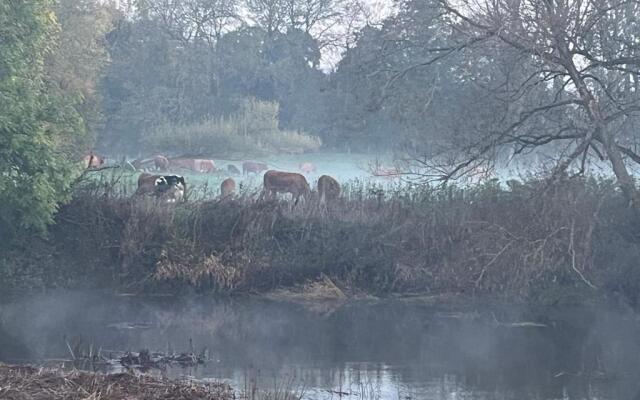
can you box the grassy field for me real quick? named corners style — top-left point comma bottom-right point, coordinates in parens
top-left (94, 152), bottom-right (398, 200)
top-left (97, 151), bottom-right (635, 201)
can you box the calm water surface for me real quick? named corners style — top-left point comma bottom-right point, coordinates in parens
top-left (1, 291), bottom-right (640, 399)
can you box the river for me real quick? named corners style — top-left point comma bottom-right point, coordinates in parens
top-left (1, 291), bottom-right (639, 399)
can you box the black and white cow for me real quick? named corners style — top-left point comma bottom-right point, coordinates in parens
top-left (135, 173), bottom-right (186, 203)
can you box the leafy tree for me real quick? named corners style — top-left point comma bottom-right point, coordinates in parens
top-left (47, 0), bottom-right (115, 144)
top-left (101, 17), bottom-right (185, 151)
top-left (324, 0), bottom-right (468, 151)
top-left (0, 0), bottom-right (84, 237)
top-left (217, 26), bottom-right (325, 128)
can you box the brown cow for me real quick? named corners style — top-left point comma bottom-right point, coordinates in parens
top-left (136, 173), bottom-right (162, 196)
top-left (154, 155), bottom-right (170, 171)
top-left (243, 161), bottom-right (269, 175)
top-left (198, 159), bottom-right (216, 173)
top-left (171, 158), bottom-right (216, 173)
top-left (318, 175), bottom-right (340, 202)
top-left (299, 162), bottom-right (316, 174)
top-left (263, 170), bottom-right (310, 204)
top-left (83, 153), bottom-right (105, 169)
top-left (220, 178), bottom-right (236, 198)
top-left (171, 158), bottom-right (196, 171)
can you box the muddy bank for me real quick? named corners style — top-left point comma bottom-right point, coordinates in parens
top-left (0, 363), bottom-right (232, 400)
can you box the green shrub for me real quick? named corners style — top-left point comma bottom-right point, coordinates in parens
top-left (142, 99), bottom-right (321, 156)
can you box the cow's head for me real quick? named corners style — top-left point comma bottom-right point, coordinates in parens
top-left (153, 175), bottom-right (186, 202)
top-left (162, 175), bottom-right (185, 188)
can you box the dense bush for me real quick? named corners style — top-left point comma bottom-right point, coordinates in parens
top-left (143, 99), bottom-right (321, 156)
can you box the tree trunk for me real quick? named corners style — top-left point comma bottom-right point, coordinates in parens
top-left (602, 133), bottom-right (638, 204)
top-left (555, 37), bottom-right (638, 204)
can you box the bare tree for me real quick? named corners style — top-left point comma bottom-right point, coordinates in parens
top-left (139, 0), bottom-right (241, 45)
top-left (245, 0), bottom-right (287, 34)
top-left (405, 0), bottom-right (640, 201)
top-left (244, 0), bottom-right (370, 57)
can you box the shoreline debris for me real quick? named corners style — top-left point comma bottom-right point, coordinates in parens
top-left (0, 362), bottom-right (232, 400)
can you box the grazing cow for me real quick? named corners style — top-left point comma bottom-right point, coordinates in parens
top-left (227, 164), bottom-right (241, 175)
top-left (171, 158), bottom-right (196, 171)
top-left (198, 159), bottom-right (216, 173)
top-left (136, 173), bottom-right (163, 196)
top-left (137, 172), bottom-right (156, 189)
top-left (83, 153), bottom-right (105, 169)
top-left (318, 175), bottom-right (340, 202)
top-left (136, 173), bottom-right (186, 203)
top-left (171, 158), bottom-right (216, 173)
top-left (299, 162), bottom-right (316, 175)
top-left (220, 178), bottom-right (236, 198)
top-left (243, 161), bottom-right (269, 175)
top-left (263, 170), bottom-right (310, 204)
top-left (157, 175), bottom-right (186, 202)
top-left (154, 155), bottom-right (170, 171)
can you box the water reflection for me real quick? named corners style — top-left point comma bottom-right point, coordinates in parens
top-left (1, 291), bottom-right (640, 399)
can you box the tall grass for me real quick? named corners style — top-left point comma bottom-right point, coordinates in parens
top-left (143, 99), bottom-right (321, 156)
top-left (4, 176), bottom-right (640, 304)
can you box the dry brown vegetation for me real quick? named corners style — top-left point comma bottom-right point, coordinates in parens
top-left (3, 177), bottom-right (640, 304)
top-left (0, 363), bottom-right (232, 400)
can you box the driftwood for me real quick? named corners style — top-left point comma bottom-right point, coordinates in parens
top-left (119, 349), bottom-right (206, 371)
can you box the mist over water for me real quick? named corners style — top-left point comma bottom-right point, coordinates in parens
top-left (2, 292), bottom-right (640, 399)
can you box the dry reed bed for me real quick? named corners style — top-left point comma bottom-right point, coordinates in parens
top-left (4, 177), bottom-right (640, 303)
top-left (0, 363), bottom-right (232, 400)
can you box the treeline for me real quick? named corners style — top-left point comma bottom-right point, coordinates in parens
top-left (41, 0), bottom-right (529, 155)
top-left (98, 0), bottom-right (479, 154)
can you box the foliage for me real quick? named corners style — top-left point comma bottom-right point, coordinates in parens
top-left (144, 99), bottom-right (321, 156)
top-left (101, 4), bottom-right (332, 154)
top-left (0, 0), bottom-right (84, 238)
top-left (47, 0), bottom-right (115, 143)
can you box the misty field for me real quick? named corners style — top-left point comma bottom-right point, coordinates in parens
top-left (90, 152), bottom-right (398, 199)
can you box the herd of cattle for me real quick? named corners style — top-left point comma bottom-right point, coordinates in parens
top-left (84, 153), bottom-right (342, 204)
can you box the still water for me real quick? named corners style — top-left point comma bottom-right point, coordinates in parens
top-left (1, 291), bottom-right (640, 399)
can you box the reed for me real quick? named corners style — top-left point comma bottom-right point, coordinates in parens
top-left (3, 176), bottom-right (640, 304)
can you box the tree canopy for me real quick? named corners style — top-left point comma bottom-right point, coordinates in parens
top-left (0, 0), bottom-right (88, 237)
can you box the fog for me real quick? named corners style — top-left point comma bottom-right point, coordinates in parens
top-left (6, 0), bottom-right (640, 398)
top-left (2, 292), bottom-right (640, 399)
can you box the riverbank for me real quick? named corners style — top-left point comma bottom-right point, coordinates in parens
top-left (0, 363), bottom-right (232, 400)
top-left (2, 177), bottom-right (640, 306)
